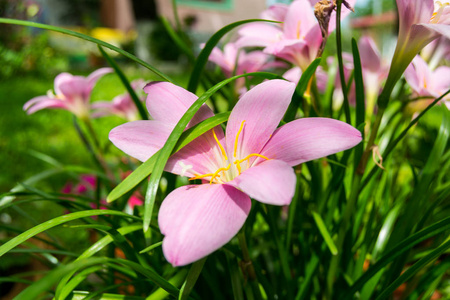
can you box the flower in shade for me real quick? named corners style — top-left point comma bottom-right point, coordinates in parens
top-left (386, 0), bottom-right (450, 90)
top-left (404, 54), bottom-right (450, 110)
top-left (236, 0), bottom-right (355, 70)
top-left (23, 68), bottom-right (112, 119)
top-left (109, 80), bottom-right (362, 266)
top-left (92, 79), bottom-right (147, 121)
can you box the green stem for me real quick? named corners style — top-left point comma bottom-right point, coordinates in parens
top-left (335, 0), bottom-right (352, 125)
top-left (237, 232), bottom-right (263, 300)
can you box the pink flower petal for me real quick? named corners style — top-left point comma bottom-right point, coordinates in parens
top-left (143, 82), bottom-right (214, 126)
top-left (260, 118), bottom-right (362, 166)
top-left (159, 184), bottom-right (251, 266)
top-left (225, 80), bottom-right (296, 160)
top-left (236, 23), bottom-right (283, 48)
top-left (23, 95), bottom-right (55, 111)
top-left (228, 159), bottom-right (296, 206)
top-left (24, 99), bottom-right (69, 114)
top-left (359, 36), bottom-right (382, 73)
top-left (109, 120), bottom-right (173, 162)
top-left (85, 68), bottom-right (113, 94)
top-left (283, 0), bottom-right (316, 40)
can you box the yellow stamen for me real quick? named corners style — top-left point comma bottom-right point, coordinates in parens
top-left (237, 153), bottom-right (270, 164)
top-left (430, 1), bottom-right (450, 23)
top-left (212, 128), bottom-right (228, 161)
top-left (233, 153), bottom-right (270, 175)
top-left (296, 21), bottom-right (301, 39)
top-left (210, 164), bottom-right (231, 184)
top-left (189, 173), bottom-right (215, 181)
top-left (234, 120), bottom-right (246, 158)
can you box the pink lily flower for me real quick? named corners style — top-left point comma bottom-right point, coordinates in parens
top-left (208, 43), bottom-right (285, 77)
top-left (236, 0), bottom-right (356, 70)
top-left (404, 55), bottom-right (450, 110)
top-left (23, 68), bottom-right (112, 119)
top-left (388, 0), bottom-right (450, 85)
top-left (109, 80), bottom-right (362, 266)
top-left (92, 79), bottom-right (146, 121)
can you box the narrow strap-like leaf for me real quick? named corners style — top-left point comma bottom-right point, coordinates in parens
top-left (341, 216), bottom-right (450, 299)
top-left (284, 58), bottom-right (321, 122)
top-left (143, 72), bottom-right (282, 232)
top-left (351, 38), bottom-right (366, 173)
top-left (98, 46), bottom-right (148, 120)
top-left (0, 210), bottom-right (140, 257)
top-left (187, 19), bottom-right (279, 93)
top-left (375, 239), bottom-right (450, 300)
top-left (179, 258), bottom-right (207, 300)
top-left (0, 18), bottom-right (172, 82)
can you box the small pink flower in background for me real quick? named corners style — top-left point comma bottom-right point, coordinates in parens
top-left (420, 37), bottom-right (450, 69)
top-left (358, 36), bottom-right (389, 113)
top-left (109, 80), bottom-right (362, 266)
top-left (92, 79), bottom-right (146, 121)
top-left (388, 0), bottom-right (450, 85)
top-left (23, 68), bottom-right (112, 119)
top-left (236, 0), bottom-right (356, 70)
top-left (127, 194), bottom-right (144, 210)
top-left (208, 43), bottom-right (286, 77)
top-left (404, 55), bottom-right (450, 110)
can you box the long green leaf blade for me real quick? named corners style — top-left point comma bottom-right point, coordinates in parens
top-left (0, 210), bottom-right (139, 257)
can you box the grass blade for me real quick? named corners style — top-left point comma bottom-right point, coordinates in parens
top-left (179, 258), bottom-right (207, 300)
top-left (375, 239), bottom-right (450, 300)
top-left (0, 210), bottom-right (139, 257)
top-left (341, 216), bottom-right (450, 299)
top-left (312, 211), bottom-right (338, 255)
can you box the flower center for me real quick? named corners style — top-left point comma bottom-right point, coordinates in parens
top-left (430, 1), bottom-right (450, 23)
top-left (189, 120), bottom-right (270, 184)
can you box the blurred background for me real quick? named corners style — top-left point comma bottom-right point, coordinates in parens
top-left (0, 1), bottom-right (403, 298)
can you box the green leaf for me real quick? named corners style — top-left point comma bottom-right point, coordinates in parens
top-left (144, 72), bottom-right (281, 232)
top-left (98, 46), bottom-right (148, 120)
top-left (297, 58), bottom-right (322, 96)
top-left (13, 257), bottom-right (111, 300)
top-left (342, 216), bottom-right (450, 299)
top-left (179, 258), bottom-right (207, 300)
top-left (312, 211), bottom-right (338, 255)
top-left (375, 238), bottom-right (450, 300)
top-left (139, 241), bottom-right (163, 254)
top-left (55, 224), bottom-right (142, 299)
top-left (187, 19), bottom-right (280, 93)
top-left (351, 38), bottom-right (365, 171)
top-left (284, 58), bottom-right (321, 122)
top-left (107, 111), bottom-right (231, 203)
top-left (0, 210), bottom-right (139, 257)
top-left (0, 18), bottom-right (172, 82)
top-left (160, 16), bottom-right (195, 62)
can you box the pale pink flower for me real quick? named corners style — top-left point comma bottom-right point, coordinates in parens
top-left (387, 0), bottom-right (450, 86)
top-left (208, 43), bottom-right (285, 77)
top-left (404, 55), bottom-right (450, 109)
top-left (236, 0), bottom-right (356, 70)
top-left (109, 80), bottom-right (362, 266)
top-left (92, 79), bottom-right (147, 121)
top-left (23, 68), bottom-right (112, 119)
